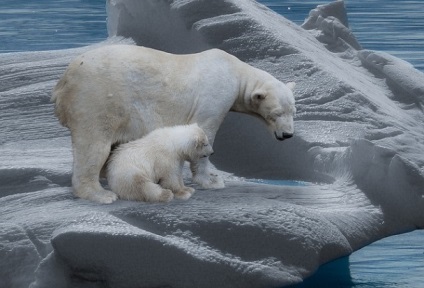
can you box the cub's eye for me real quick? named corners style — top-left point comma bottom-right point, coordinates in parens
top-left (267, 115), bottom-right (276, 122)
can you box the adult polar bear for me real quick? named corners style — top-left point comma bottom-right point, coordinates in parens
top-left (52, 45), bottom-right (296, 204)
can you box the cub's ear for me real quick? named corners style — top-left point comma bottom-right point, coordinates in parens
top-left (193, 135), bottom-right (203, 149)
top-left (286, 82), bottom-right (296, 91)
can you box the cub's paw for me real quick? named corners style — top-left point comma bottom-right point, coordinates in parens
top-left (183, 186), bottom-right (195, 194)
top-left (98, 190), bottom-right (118, 204)
top-left (194, 173), bottom-right (225, 189)
top-left (159, 189), bottom-right (174, 202)
top-left (174, 187), bottom-right (195, 200)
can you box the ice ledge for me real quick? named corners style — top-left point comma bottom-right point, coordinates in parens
top-left (302, 0), bottom-right (361, 51)
top-left (359, 50), bottom-right (424, 105)
top-left (19, 184), bottom-right (378, 288)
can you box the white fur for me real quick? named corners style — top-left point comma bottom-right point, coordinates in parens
top-left (106, 124), bottom-right (213, 202)
top-left (52, 45), bottom-right (295, 203)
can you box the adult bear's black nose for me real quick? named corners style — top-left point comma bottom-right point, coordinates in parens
top-left (274, 132), bottom-right (294, 141)
top-left (282, 132), bottom-right (293, 139)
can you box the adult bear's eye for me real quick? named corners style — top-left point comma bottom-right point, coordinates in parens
top-left (269, 111), bottom-right (282, 121)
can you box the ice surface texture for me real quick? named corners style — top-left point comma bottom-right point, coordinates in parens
top-left (1, 0), bottom-right (423, 287)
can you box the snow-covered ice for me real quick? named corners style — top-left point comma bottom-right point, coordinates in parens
top-left (1, 0), bottom-right (423, 287)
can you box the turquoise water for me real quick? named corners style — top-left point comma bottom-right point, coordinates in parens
top-left (249, 179), bottom-right (308, 187)
top-left (1, 1), bottom-right (423, 287)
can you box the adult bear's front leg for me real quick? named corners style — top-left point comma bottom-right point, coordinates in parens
top-left (71, 132), bottom-right (118, 204)
top-left (190, 157), bottom-right (225, 189)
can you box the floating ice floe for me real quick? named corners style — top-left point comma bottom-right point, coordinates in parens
top-left (0, 1), bottom-right (423, 287)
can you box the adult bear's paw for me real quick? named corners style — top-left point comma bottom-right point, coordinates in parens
top-left (194, 172), bottom-right (225, 189)
top-left (75, 188), bottom-right (118, 204)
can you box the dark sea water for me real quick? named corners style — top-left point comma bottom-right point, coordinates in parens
top-left (0, 0), bottom-right (107, 52)
top-left (259, 0), bottom-right (424, 72)
top-left (291, 230), bottom-right (424, 288)
top-left (1, 0), bottom-right (423, 287)
top-left (1, 0), bottom-right (422, 71)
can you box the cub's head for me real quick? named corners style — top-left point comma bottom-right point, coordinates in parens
top-left (250, 80), bottom-right (296, 141)
top-left (186, 124), bottom-right (214, 160)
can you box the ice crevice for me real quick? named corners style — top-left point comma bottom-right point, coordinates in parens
top-left (1, 0), bottom-right (424, 287)
top-left (0, 223), bottom-right (41, 287)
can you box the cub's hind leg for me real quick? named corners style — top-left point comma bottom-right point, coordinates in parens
top-left (160, 173), bottom-right (194, 201)
top-left (120, 175), bottom-right (174, 203)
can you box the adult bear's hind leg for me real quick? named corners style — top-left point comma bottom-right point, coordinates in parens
top-left (71, 132), bottom-right (118, 204)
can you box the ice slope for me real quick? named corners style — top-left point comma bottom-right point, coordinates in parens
top-left (0, 0), bottom-right (423, 287)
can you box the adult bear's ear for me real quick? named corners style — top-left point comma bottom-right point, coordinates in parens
top-left (251, 91), bottom-right (266, 108)
top-left (286, 82), bottom-right (296, 91)
top-left (253, 93), bottom-right (266, 100)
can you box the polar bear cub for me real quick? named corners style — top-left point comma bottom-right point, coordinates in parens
top-left (106, 124), bottom-right (214, 202)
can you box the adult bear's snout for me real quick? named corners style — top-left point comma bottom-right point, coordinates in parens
top-left (274, 132), bottom-right (293, 141)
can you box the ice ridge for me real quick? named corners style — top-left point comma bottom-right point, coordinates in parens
top-left (0, 0), bottom-right (423, 287)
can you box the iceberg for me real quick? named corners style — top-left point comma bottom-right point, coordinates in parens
top-left (0, 0), bottom-right (423, 287)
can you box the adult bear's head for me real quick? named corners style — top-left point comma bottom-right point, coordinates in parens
top-left (250, 80), bottom-right (296, 141)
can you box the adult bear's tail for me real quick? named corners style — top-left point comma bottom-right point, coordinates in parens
top-left (51, 72), bottom-right (71, 128)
